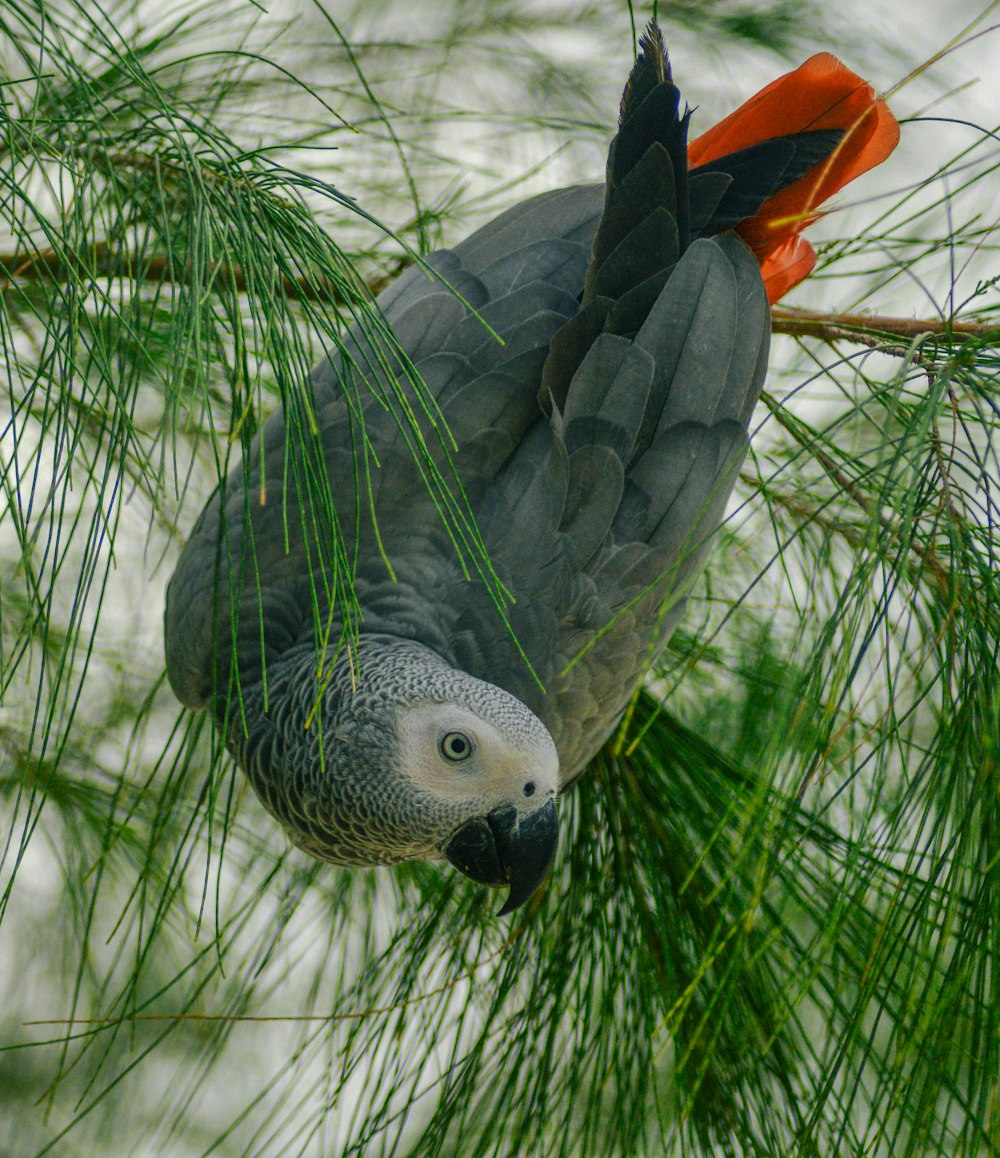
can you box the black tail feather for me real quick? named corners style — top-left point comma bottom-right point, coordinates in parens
top-left (540, 21), bottom-right (843, 413)
top-left (618, 21), bottom-right (670, 122)
top-left (691, 128), bottom-right (845, 235)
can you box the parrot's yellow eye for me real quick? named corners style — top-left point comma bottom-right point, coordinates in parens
top-left (440, 731), bottom-right (474, 762)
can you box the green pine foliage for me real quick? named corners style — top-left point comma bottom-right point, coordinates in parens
top-left (1, 1), bottom-right (998, 1155)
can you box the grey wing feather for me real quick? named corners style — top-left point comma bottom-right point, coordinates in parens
top-left (479, 239), bottom-right (589, 297)
top-left (558, 335), bottom-right (654, 460)
top-left (635, 235), bottom-right (769, 435)
top-left (452, 185), bottom-right (603, 266)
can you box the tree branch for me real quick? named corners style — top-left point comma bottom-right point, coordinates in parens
top-left (4, 241), bottom-right (999, 347)
top-left (771, 306), bottom-right (1000, 346)
top-left (0, 241), bottom-right (396, 305)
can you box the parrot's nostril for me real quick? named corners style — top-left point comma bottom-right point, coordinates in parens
top-left (523, 781), bottom-right (536, 798)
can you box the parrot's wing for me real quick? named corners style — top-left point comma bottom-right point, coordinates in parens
top-left (429, 35), bottom-right (772, 776)
top-left (444, 229), bottom-right (769, 778)
top-left (163, 186), bottom-right (604, 710)
top-left (551, 235), bottom-right (769, 776)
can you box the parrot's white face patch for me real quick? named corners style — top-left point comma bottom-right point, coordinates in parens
top-left (394, 701), bottom-right (559, 812)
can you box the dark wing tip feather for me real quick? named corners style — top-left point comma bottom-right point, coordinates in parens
top-left (620, 22), bottom-right (670, 125)
top-left (690, 129), bottom-right (846, 238)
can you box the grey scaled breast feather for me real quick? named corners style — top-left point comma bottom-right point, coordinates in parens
top-left (164, 24), bottom-right (813, 914)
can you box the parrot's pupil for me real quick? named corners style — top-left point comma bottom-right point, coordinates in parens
top-left (443, 733), bottom-right (470, 759)
top-left (523, 782), bottom-right (536, 798)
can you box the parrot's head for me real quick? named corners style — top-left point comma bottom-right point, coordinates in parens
top-left (246, 636), bottom-right (560, 915)
top-left (394, 687), bottom-right (561, 915)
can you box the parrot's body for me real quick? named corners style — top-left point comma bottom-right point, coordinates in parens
top-left (165, 26), bottom-right (897, 912)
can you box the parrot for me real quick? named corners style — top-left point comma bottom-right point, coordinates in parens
top-left (164, 24), bottom-right (898, 914)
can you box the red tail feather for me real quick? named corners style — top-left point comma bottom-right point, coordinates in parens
top-left (689, 54), bottom-right (899, 303)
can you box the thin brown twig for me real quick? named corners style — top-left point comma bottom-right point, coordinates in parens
top-left (4, 240), bottom-right (1000, 347)
top-left (0, 241), bottom-right (395, 303)
top-left (771, 307), bottom-right (1000, 346)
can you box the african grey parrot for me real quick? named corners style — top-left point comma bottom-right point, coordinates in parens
top-left (164, 25), bottom-right (897, 913)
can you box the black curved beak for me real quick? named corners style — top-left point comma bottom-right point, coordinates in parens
top-left (443, 797), bottom-right (558, 916)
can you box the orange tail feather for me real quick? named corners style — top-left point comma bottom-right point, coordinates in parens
top-left (689, 54), bottom-right (899, 303)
